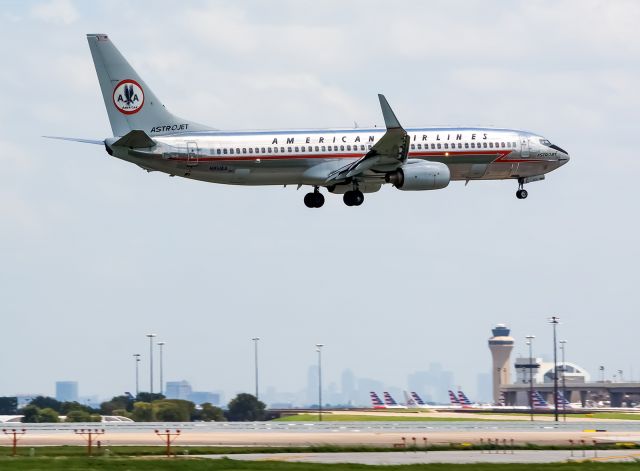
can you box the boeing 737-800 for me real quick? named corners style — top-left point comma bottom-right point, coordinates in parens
top-left (48, 34), bottom-right (570, 207)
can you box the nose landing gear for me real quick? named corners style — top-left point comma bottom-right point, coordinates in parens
top-left (516, 178), bottom-right (528, 199)
top-left (304, 187), bottom-right (325, 208)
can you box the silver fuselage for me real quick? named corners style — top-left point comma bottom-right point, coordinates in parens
top-left (107, 127), bottom-right (569, 188)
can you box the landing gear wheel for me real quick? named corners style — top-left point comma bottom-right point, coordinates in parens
top-left (313, 192), bottom-right (325, 208)
top-left (353, 190), bottom-right (364, 206)
top-left (343, 191), bottom-right (355, 206)
top-left (304, 190), bottom-right (325, 208)
top-left (516, 189), bottom-right (528, 199)
top-left (343, 190), bottom-right (364, 207)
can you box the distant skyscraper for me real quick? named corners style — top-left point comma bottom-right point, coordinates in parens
top-left (165, 380), bottom-right (192, 400)
top-left (407, 363), bottom-right (454, 404)
top-left (475, 372), bottom-right (491, 403)
top-left (341, 369), bottom-right (356, 404)
top-left (488, 324), bottom-right (514, 404)
top-left (55, 381), bottom-right (78, 402)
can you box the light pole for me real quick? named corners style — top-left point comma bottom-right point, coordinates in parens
top-left (158, 341), bottom-right (165, 396)
top-left (549, 317), bottom-right (560, 422)
top-left (146, 333), bottom-right (156, 394)
top-left (600, 365), bottom-right (605, 383)
top-left (251, 337), bottom-right (260, 400)
top-left (316, 344), bottom-right (324, 422)
top-left (618, 369), bottom-right (623, 382)
top-left (133, 353), bottom-right (141, 396)
top-left (525, 335), bottom-right (535, 421)
top-left (559, 340), bottom-right (567, 422)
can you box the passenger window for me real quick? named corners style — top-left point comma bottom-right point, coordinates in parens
top-left (411, 144), bottom-right (415, 150)
top-left (249, 148), bottom-right (253, 154)
top-left (236, 148), bottom-right (240, 154)
top-left (471, 143), bottom-right (475, 148)
top-left (230, 148), bottom-right (234, 154)
top-left (268, 147), bottom-right (272, 153)
top-left (281, 147), bottom-right (285, 152)
top-left (464, 143), bottom-right (469, 149)
top-left (315, 146), bottom-right (319, 151)
top-left (347, 145), bottom-right (351, 151)
top-left (301, 146), bottom-right (305, 152)
top-left (254, 148), bottom-right (259, 153)
top-left (242, 148), bottom-right (247, 153)
top-left (288, 147), bottom-right (292, 152)
top-left (430, 144), bottom-right (435, 149)
top-left (273, 147), bottom-right (278, 153)
top-left (321, 146), bottom-right (326, 151)
top-left (217, 149), bottom-right (222, 155)
top-left (444, 143), bottom-right (448, 149)
top-left (489, 142), bottom-right (494, 148)
top-left (368, 145), bottom-right (372, 150)
top-left (437, 143), bottom-right (441, 149)
top-left (261, 148), bottom-right (265, 153)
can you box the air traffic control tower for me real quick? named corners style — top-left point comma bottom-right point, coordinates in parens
top-left (488, 324), bottom-right (514, 404)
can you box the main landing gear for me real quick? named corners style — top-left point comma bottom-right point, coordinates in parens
top-left (304, 187), bottom-right (325, 208)
top-left (343, 189), bottom-right (364, 207)
top-left (516, 178), bottom-right (528, 199)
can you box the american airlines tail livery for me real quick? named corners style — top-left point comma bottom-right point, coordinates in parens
top-left (48, 35), bottom-right (570, 207)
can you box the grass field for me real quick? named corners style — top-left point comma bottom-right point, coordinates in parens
top-left (1, 457), bottom-right (640, 471)
top-left (273, 413), bottom-right (494, 422)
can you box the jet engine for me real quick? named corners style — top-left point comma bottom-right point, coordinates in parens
top-left (385, 160), bottom-right (450, 191)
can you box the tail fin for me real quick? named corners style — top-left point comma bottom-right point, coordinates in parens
top-left (369, 392), bottom-right (385, 408)
top-left (383, 392), bottom-right (398, 406)
top-left (86, 34), bottom-right (212, 137)
top-left (411, 392), bottom-right (426, 405)
top-left (448, 390), bottom-right (460, 405)
top-left (531, 391), bottom-right (549, 408)
top-left (457, 390), bottom-right (473, 406)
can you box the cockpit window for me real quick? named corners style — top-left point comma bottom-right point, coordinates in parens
top-left (540, 139), bottom-right (551, 146)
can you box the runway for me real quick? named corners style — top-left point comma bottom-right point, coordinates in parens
top-left (202, 450), bottom-right (640, 464)
top-left (4, 420), bottom-right (640, 447)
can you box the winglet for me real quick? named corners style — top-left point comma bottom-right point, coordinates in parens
top-left (378, 94), bottom-right (402, 130)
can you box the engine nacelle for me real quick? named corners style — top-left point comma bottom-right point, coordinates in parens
top-left (385, 160), bottom-right (450, 191)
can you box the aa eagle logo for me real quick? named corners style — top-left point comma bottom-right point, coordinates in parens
top-left (113, 79), bottom-right (144, 115)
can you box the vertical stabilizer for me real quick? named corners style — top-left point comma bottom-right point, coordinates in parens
top-left (86, 34), bottom-right (212, 137)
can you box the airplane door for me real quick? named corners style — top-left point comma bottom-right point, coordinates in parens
top-left (186, 141), bottom-right (199, 167)
top-left (520, 137), bottom-right (530, 158)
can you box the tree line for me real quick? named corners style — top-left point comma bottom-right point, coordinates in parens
top-left (0, 393), bottom-right (265, 423)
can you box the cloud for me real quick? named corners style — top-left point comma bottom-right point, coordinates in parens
top-left (30, 0), bottom-right (79, 25)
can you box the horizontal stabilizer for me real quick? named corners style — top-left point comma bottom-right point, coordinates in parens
top-left (112, 130), bottom-right (156, 148)
top-left (43, 136), bottom-right (104, 145)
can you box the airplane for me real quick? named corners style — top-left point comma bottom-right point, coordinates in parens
top-left (448, 390), bottom-right (462, 406)
top-left (48, 34), bottom-right (570, 208)
top-left (457, 390), bottom-right (474, 407)
top-left (408, 391), bottom-right (431, 409)
top-left (531, 391), bottom-right (552, 409)
top-left (383, 392), bottom-right (407, 409)
top-left (369, 392), bottom-right (386, 409)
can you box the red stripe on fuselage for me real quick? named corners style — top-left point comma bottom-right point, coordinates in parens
top-left (167, 149), bottom-right (544, 164)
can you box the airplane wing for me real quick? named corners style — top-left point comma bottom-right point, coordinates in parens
top-left (326, 94), bottom-right (409, 183)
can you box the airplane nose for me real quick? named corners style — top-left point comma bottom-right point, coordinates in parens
top-left (549, 144), bottom-right (569, 164)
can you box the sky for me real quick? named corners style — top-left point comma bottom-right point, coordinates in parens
top-left (1, 0), bottom-right (639, 404)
